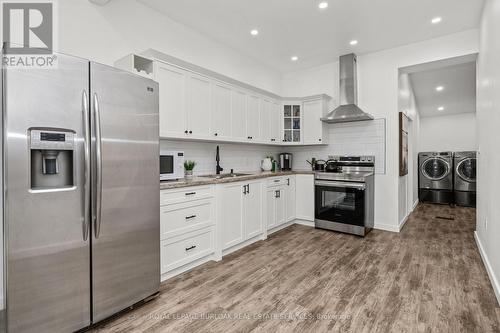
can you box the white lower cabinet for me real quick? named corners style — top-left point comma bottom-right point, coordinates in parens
top-left (266, 176), bottom-right (295, 230)
top-left (218, 180), bottom-right (263, 251)
top-left (160, 186), bottom-right (216, 278)
top-left (161, 227), bottom-right (214, 274)
top-left (295, 174), bottom-right (315, 221)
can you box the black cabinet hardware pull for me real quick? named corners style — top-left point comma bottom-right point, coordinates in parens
top-left (189, 130), bottom-right (192, 134)
top-left (247, 184), bottom-right (250, 194)
top-left (185, 245), bottom-right (196, 251)
top-left (287, 178), bottom-right (290, 186)
top-left (215, 133), bottom-right (218, 136)
top-left (185, 192), bottom-right (196, 196)
top-left (274, 179), bottom-right (280, 182)
top-left (185, 215), bottom-right (197, 220)
top-left (184, 130), bottom-right (188, 134)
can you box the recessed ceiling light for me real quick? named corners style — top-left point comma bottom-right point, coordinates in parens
top-left (350, 40), bottom-right (358, 46)
top-left (250, 29), bottom-right (259, 36)
top-left (318, 1), bottom-right (328, 9)
top-left (438, 106), bottom-right (444, 111)
top-left (431, 17), bottom-right (442, 24)
top-left (436, 86), bottom-right (444, 92)
top-left (291, 56), bottom-right (299, 61)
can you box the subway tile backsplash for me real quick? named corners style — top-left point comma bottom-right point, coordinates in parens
top-left (289, 119), bottom-right (386, 174)
top-left (160, 140), bottom-right (282, 175)
top-left (160, 118), bottom-right (386, 176)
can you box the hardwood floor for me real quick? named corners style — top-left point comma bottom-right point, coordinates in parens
top-left (92, 204), bottom-right (500, 332)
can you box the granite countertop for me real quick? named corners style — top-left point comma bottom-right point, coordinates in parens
top-left (160, 170), bottom-right (314, 190)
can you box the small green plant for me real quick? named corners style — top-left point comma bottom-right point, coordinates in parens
top-left (184, 160), bottom-right (196, 171)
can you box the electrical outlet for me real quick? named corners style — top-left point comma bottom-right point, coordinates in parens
top-left (328, 155), bottom-right (335, 159)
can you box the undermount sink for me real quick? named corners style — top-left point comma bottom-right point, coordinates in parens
top-left (199, 173), bottom-right (251, 179)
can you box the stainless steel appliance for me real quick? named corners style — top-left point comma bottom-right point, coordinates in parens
top-left (160, 150), bottom-right (185, 180)
top-left (279, 153), bottom-right (293, 171)
top-left (418, 152), bottom-right (454, 204)
top-left (1, 52), bottom-right (160, 332)
top-left (454, 151), bottom-right (476, 207)
top-left (315, 156), bottom-right (375, 236)
top-left (321, 54), bottom-right (374, 123)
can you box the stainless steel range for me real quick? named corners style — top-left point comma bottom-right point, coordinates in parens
top-left (315, 156), bottom-right (375, 236)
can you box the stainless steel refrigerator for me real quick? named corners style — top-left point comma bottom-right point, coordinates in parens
top-left (1, 52), bottom-right (160, 332)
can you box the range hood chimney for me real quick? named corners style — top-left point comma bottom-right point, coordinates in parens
top-left (321, 53), bottom-right (374, 123)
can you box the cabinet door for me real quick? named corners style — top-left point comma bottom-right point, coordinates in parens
top-left (219, 183), bottom-right (244, 249)
top-left (246, 94), bottom-right (260, 141)
top-left (187, 73), bottom-right (211, 138)
top-left (276, 187), bottom-right (286, 226)
top-left (260, 99), bottom-right (272, 142)
top-left (156, 62), bottom-right (187, 137)
top-left (303, 99), bottom-right (324, 144)
top-left (211, 82), bottom-right (232, 139)
top-left (244, 181), bottom-right (263, 239)
top-left (296, 174), bottom-right (315, 221)
top-left (231, 89), bottom-right (247, 140)
top-left (266, 189), bottom-right (277, 230)
top-left (271, 102), bottom-right (280, 143)
top-left (285, 177), bottom-right (296, 222)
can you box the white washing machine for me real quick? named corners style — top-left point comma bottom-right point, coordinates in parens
top-left (454, 151), bottom-right (476, 207)
top-left (418, 151), bottom-right (454, 204)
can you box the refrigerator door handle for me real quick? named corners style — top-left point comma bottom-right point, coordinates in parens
top-left (93, 93), bottom-right (103, 238)
top-left (82, 90), bottom-right (90, 241)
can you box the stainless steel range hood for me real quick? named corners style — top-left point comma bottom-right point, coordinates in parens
top-left (321, 53), bottom-right (374, 123)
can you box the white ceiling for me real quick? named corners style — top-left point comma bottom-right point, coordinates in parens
top-left (138, 0), bottom-right (484, 73)
top-left (409, 59), bottom-right (476, 118)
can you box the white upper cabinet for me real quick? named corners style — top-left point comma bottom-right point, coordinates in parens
top-left (271, 102), bottom-right (281, 143)
top-left (146, 56), bottom-right (331, 146)
top-left (231, 89), bottom-right (247, 140)
top-left (211, 82), bottom-right (232, 139)
top-left (156, 62), bottom-right (187, 137)
top-left (246, 94), bottom-right (261, 141)
top-left (303, 97), bottom-right (330, 144)
top-left (282, 102), bottom-right (302, 143)
top-left (260, 98), bottom-right (273, 143)
top-left (187, 73), bottom-right (212, 138)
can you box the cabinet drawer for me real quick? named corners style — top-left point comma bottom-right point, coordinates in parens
top-left (161, 228), bottom-right (214, 273)
top-left (161, 199), bottom-right (213, 240)
top-left (160, 186), bottom-right (213, 205)
top-left (267, 177), bottom-right (289, 188)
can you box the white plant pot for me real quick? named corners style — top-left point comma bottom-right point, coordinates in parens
top-left (185, 170), bottom-right (193, 180)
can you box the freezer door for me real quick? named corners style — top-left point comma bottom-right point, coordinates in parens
top-left (90, 63), bottom-right (160, 323)
top-left (3, 54), bottom-right (90, 332)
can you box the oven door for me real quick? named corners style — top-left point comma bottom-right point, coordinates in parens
top-left (315, 180), bottom-right (366, 226)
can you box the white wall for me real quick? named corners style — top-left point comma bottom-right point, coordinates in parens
top-left (282, 29), bottom-right (479, 232)
top-left (397, 73), bottom-right (420, 227)
top-left (475, 0), bottom-right (500, 306)
top-left (55, 0), bottom-right (282, 95)
top-left (419, 113), bottom-right (477, 152)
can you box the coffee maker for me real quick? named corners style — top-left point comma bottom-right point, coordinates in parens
top-left (279, 153), bottom-right (293, 171)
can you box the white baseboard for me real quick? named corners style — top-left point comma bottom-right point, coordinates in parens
top-left (294, 219), bottom-right (314, 227)
top-left (161, 253), bottom-right (216, 282)
top-left (412, 199), bottom-right (419, 211)
top-left (267, 220), bottom-right (295, 235)
top-left (474, 231), bottom-right (500, 306)
top-left (222, 234), bottom-right (263, 256)
top-left (374, 223), bottom-right (399, 233)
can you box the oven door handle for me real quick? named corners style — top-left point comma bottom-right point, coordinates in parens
top-left (315, 180), bottom-right (366, 190)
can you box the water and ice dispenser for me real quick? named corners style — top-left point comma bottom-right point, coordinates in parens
top-left (29, 129), bottom-right (75, 190)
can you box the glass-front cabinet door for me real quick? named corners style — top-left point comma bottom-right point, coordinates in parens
top-left (283, 103), bottom-right (301, 143)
